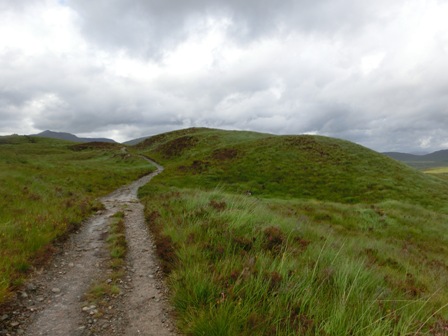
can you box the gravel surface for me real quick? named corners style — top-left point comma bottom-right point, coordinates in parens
top-left (0, 159), bottom-right (179, 336)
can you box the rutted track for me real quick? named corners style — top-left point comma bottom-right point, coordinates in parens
top-left (1, 158), bottom-right (178, 336)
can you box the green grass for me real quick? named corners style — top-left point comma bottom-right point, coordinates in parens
top-left (0, 136), bottom-right (153, 303)
top-left (3, 128), bottom-right (448, 334)
top-left (424, 166), bottom-right (448, 182)
top-left (136, 127), bottom-right (448, 335)
top-left (425, 167), bottom-right (448, 174)
top-left (84, 211), bottom-right (127, 308)
top-left (107, 211), bottom-right (127, 271)
top-left (136, 128), bottom-right (448, 208)
top-left (139, 186), bottom-right (448, 335)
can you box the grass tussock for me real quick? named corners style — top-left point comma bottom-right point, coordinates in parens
top-left (0, 136), bottom-right (153, 303)
top-left (140, 186), bottom-right (448, 335)
top-left (146, 210), bottom-right (178, 275)
top-left (135, 128), bottom-right (448, 334)
top-left (84, 211), bottom-right (127, 307)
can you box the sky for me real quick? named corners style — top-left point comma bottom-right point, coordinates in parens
top-left (1, 0), bottom-right (448, 152)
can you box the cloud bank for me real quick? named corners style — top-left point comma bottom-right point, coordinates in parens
top-left (1, 0), bottom-right (448, 152)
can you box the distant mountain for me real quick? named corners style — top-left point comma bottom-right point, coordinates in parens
top-left (383, 150), bottom-right (448, 169)
top-left (32, 130), bottom-right (116, 143)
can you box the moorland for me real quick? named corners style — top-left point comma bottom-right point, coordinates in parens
top-left (0, 135), bottom-right (152, 303)
top-left (1, 128), bottom-right (448, 335)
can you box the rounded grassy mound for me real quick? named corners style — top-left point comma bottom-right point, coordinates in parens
top-left (137, 128), bottom-right (448, 207)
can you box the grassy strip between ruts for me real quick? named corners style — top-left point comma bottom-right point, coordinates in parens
top-left (0, 136), bottom-right (153, 304)
top-left (139, 184), bottom-right (448, 335)
top-left (83, 211), bottom-right (127, 320)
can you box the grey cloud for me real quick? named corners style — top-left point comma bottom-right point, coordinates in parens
top-left (2, 0), bottom-right (448, 152)
top-left (0, 0), bottom-right (43, 11)
top-left (67, 0), bottom-right (394, 56)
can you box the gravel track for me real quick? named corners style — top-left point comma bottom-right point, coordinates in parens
top-left (0, 158), bottom-right (178, 336)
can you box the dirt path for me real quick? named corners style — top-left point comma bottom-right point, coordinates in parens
top-left (0, 159), bottom-right (178, 336)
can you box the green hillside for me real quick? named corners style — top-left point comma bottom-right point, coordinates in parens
top-left (137, 128), bottom-right (448, 335)
top-left (2, 129), bottom-right (448, 334)
top-left (137, 127), bottom-right (448, 208)
top-left (384, 150), bottom-right (448, 170)
top-left (0, 136), bottom-right (154, 303)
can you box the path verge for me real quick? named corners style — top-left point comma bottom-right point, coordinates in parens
top-left (0, 159), bottom-right (177, 336)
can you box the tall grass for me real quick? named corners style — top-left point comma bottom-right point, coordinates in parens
top-left (135, 128), bottom-right (448, 334)
top-left (140, 185), bottom-right (447, 335)
top-left (0, 137), bottom-right (153, 303)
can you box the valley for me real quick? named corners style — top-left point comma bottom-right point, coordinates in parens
top-left (1, 128), bottom-right (448, 335)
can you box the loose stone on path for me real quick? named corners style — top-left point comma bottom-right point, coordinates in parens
top-left (0, 159), bottom-right (178, 336)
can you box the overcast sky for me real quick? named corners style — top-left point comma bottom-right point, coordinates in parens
top-left (1, 0), bottom-right (447, 152)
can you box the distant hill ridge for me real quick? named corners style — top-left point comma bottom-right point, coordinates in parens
top-left (135, 127), bottom-right (448, 207)
top-left (32, 130), bottom-right (116, 143)
top-left (123, 135), bottom-right (150, 146)
top-left (383, 150), bottom-right (448, 169)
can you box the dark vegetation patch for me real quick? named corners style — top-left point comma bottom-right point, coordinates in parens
top-left (157, 136), bottom-right (199, 158)
top-left (428, 319), bottom-right (448, 335)
top-left (288, 306), bottom-right (316, 335)
top-left (231, 235), bottom-right (253, 252)
top-left (264, 270), bottom-right (283, 292)
top-left (137, 128), bottom-right (211, 151)
top-left (137, 133), bottom-right (169, 149)
top-left (145, 210), bottom-right (177, 274)
top-left (211, 148), bottom-right (239, 161)
top-left (262, 226), bottom-right (285, 254)
top-left (385, 273), bottom-right (427, 298)
top-left (0, 135), bottom-right (35, 144)
top-left (69, 142), bottom-right (121, 151)
top-left (208, 199), bottom-right (227, 211)
top-left (177, 160), bottom-right (210, 174)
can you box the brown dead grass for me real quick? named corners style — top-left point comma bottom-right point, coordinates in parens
top-left (69, 142), bottom-right (120, 151)
top-left (146, 210), bottom-right (177, 274)
top-left (157, 136), bottom-right (199, 158)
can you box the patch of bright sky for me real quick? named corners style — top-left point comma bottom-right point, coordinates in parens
top-left (0, 2), bottom-right (84, 57)
top-left (418, 136), bottom-right (433, 149)
top-left (107, 51), bottom-right (161, 82)
top-left (161, 17), bottom-right (234, 76)
top-left (361, 52), bottom-right (386, 75)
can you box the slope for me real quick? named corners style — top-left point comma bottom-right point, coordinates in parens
top-left (32, 130), bottom-right (116, 143)
top-left (0, 136), bottom-right (153, 304)
top-left (137, 127), bottom-right (448, 208)
top-left (384, 149), bottom-right (448, 169)
top-left (136, 128), bottom-right (448, 335)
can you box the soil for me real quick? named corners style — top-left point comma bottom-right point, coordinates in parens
top-left (0, 159), bottom-right (179, 336)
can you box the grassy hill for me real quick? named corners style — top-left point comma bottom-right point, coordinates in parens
top-left (136, 128), bottom-right (448, 335)
top-left (31, 130), bottom-right (116, 143)
top-left (136, 127), bottom-right (448, 208)
top-left (123, 135), bottom-right (150, 146)
top-left (384, 150), bottom-right (448, 169)
top-left (2, 129), bottom-right (448, 334)
top-left (0, 136), bottom-right (154, 303)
